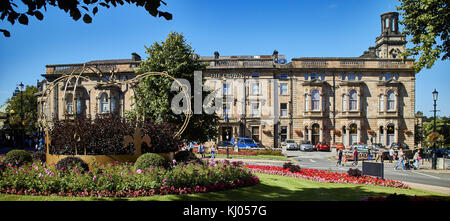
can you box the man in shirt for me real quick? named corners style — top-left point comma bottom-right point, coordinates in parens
top-left (389, 147), bottom-right (394, 163)
top-left (394, 148), bottom-right (405, 170)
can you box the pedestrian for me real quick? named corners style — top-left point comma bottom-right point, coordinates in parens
top-left (375, 150), bottom-right (383, 162)
top-left (337, 148), bottom-right (343, 166)
top-left (394, 148), bottom-right (405, 170)
top-left (211, 144), bottom-right (216, 159)
top-left (389, 147), bottom-right (394, 163)
top-left (413, 150), bottom-right (420, 170)
top-left (189, 142), bottom-right (194, 153)
top-left (367, 147), bottom-right (372, 161)
top-left (352, 147), bottom-right (358, 166)
top-left (201, 144), bottom-right (206, 158)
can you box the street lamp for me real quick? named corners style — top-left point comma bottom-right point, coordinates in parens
top-left (18, 82), bottom-right (24, 148)
top-left (432, 89), bottom-right (438, 169)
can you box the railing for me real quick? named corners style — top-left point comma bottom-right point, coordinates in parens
top-left (201, 58), bottom-right (274, 68)
top-left (46, 61), bottom-right (140, 74)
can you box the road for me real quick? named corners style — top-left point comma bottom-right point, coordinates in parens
top-left (283, 150), bottom-right (450, 189)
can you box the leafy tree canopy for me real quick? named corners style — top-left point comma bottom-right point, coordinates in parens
top-left (130, 32), bottom-right (220, 143)
top-left (397, 0), bottom-right (449, 72)
top-left (3, 85), bottom-right (38, 137)
top-left (0, 0), bottom-right (172, 37)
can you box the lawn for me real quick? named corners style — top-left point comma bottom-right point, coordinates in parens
top-left (1, 173), bottom-right (447, 201)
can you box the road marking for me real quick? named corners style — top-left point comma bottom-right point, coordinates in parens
top-left (410, 171), bottom-right (441, 180)
top-left (310, 159), bottom-right (316, 163)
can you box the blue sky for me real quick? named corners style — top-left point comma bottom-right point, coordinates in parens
top-left (0, 0), bottom-right (448, 117)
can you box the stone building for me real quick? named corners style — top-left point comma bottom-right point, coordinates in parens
top-left (37, 12), bottom-right (416, 148)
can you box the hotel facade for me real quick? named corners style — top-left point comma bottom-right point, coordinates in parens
top-left (37, 12), bottom-right (416, 148)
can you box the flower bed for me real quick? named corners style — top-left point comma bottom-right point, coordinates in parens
top-left (0, 159), bottom-right (259, 198)
top-left (246, 165), bottom-right (409, 189)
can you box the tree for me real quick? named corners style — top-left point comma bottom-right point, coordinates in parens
top-left (0, 0), bottom-right (172, 37)
top-left (3, 85), bottom-right (38, 138)
top-left (397, 0), bottom-right (450, 72)
top-left (130, 32), bottom-right (220, 143)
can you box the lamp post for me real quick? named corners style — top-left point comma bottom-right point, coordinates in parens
top-left (19, 82), bottom-right (24, 148)
top-left (432, 89), bottom-right (438, 170)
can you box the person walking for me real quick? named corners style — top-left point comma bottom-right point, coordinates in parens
top-left (367, 147), bottom-right (372, 161)
top-left (389, 147), bottom-right (394, 163)
top-left (413, 150), bottom-right (420, 170)
top-left (352, 147), bottom-right (358, 166)
top-left (337, 148), bottom-right (343, 166)
top-left (211, 144), bottom-right (216, 159)
top-left (394, 148), bottom-right (405, 170)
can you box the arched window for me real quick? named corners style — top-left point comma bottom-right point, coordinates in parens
top-left (349, 90), bottom-right (358, 111)
top-left (65, 93), bottom-right (73, 114)
top-left (100, 93), bottom-right (109, 114)
top-left (387, 90), bottom-right (395, 111)
top-left (311, 90), bottom-right (320, 111)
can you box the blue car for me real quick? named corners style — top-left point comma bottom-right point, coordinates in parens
top-left (230, 137), bottom-right (258, 149)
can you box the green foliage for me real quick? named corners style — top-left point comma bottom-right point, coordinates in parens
top-left (56, 157), bottom-right (89, 173)
top-left (31, 151), bottom-right (46, 163)
top-left (0, 158), bottom-right (255, 196)
top-left (174, 150), bottom-right (200, 164)
top-left (397, 0), bottom-right (450, 72)
top-left (4, 150), bottom-right (32, 166)
top-left (134, 153), bottom-right (168, 170)
top-left (130, 32), bottom-right (219, 143)
top-left (0, 0), bottom-right (172, 37)
top-left (3, 85), bottom-right (38, 137)
top-left (421, 117), bottom-right (450, 148)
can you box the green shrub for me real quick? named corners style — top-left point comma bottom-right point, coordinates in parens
top-left (174, 150), bottom-right (199, 163)
top-left (135, 153), bottom-right (168, 170)
top-left (56, 157), bottom-right (89, 173)
top-left (31, 151), bottom-right (46, 163)
top-left (4, 150), bottom-right (32, 166)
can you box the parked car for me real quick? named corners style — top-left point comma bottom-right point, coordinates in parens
top-left (217, 141), bottom-right (234, 149)
top-left (281, 139), bottom-right (299, 150)
top-left (316, 142), bottom-right (331, 151)
top-left (299, 141), bottom-right (314, 151)
top-left (389, 142), bottom-right (409, 150)
top-left (230, 137), bottom-right (259, 149)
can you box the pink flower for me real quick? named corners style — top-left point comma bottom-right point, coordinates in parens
top-left (136, 169), bottom-right (143, 174)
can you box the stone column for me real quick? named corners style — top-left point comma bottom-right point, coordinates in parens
top-left (346, 127), bottom-right (350, 147)
top-left (319, 125), bottom-right (323, 142)
top-left (384, 127), bottom-right (388, 146)
top-left (357, 126), bottom-right (361, 143)
top-left (394, 125), bottom-right (398, 144)
top-left (308, 126), bottom-right (312, 142)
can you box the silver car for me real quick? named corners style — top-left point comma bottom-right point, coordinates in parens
top-left (282, 139), bottom-right (299, 150)
top-left (299, 141), bottom-right (314, 151)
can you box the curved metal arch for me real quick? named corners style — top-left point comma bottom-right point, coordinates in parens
top-left (39, 64), bottom-right (192, 139)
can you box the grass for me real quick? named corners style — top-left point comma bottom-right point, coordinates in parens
top-left (1, 173), bottom-right (447, 201)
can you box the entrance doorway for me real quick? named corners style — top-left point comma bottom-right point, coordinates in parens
top-left (222, 126), bottom-right (232, 141)
top-left (312, 124), bottom-right (320, 145)
top-left (387, 124), bottom-right (395, 146)
top-left (349, 124), bottom-right (357, 145)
